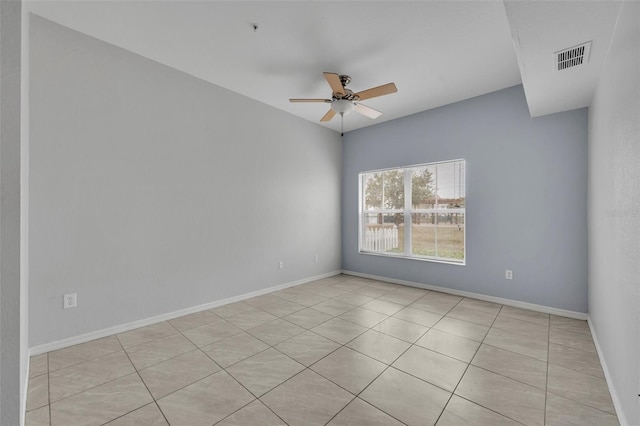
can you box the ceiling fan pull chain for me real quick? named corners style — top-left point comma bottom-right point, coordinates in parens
top-left (340, 112), bottom-right (344, 137)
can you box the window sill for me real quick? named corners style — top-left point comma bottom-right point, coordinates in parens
top-left (358, 250), bottom-right (466, 266)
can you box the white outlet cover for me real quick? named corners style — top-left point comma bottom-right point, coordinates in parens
top-left (505, 270), bottom-right (513, 280)
top-left (64, 293), bottom-right (77, 309)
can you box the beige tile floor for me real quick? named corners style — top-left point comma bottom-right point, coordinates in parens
top-left (26, 274), bottom-right (619, 426)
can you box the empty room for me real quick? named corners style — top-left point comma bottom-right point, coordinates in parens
top-left (0, 1), bottom-right (638, 426)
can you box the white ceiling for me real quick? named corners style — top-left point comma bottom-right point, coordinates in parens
top-left (28, 1), bottom-right (624, 133)
top-left (504, 1), bottom-right (622, 118)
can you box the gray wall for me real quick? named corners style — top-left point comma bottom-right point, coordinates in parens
top-left (342, 85), bottom-right (588, 313)
top-left (29, 16), bottom-right (342, 347)
top-left (588, 1), bottom-right (639, 424)
top-left (0, 1), bottom-right (25, 424)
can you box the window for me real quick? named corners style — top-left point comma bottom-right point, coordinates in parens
top-left (359, 159), bottom-right (465, 264)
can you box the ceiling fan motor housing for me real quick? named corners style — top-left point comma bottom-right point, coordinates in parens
top-left (334, 89), bottom-right (358, 101)
top-left (335, 75), bottom-right (359, 101)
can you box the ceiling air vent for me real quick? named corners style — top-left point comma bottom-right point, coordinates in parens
top-left (554, 41), bottom-right (592, 71)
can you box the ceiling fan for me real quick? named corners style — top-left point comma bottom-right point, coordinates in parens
top-left (290, 72), bottom-right (397, 134)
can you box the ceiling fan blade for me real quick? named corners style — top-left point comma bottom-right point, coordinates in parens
top-left (289, 98), bottom-right (331, 103)
top-left (354, 103), bottom-right (382, 119)
top-left (354, 82), bottom-right (397, 101)
top-left (320, 109), bottom-right (336, 122)
top-left (324, 72), bottom-right (345, 96)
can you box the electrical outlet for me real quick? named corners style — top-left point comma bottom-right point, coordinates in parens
top-left (314, 254), bottom-right (319, 263)
top-left (505, 270), bottom-right (513, 280)
top-left (279, 261), bottom-right (284, 270)
top-left (63, 293), bottom-right (77, 309)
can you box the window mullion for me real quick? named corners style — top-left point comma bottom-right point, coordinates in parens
top-left (358, 174), bottom-right (364, 252)
top-left (434, 166), bottom-right (438, 257)
top-left (404, 169), bottom-right (412, 256)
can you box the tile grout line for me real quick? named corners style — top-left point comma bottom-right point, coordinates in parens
top-left (320, 396), bottom-right (359, 426)
top-left (123, 320), bottom-right (235, 423)
top-left (47, 353), bottom-right (52, 426)
top-left (342, 293), bottom-right (467, 426)
top-left (152, 290), bottom-right (552, 426)
top-left (168, 317), bottom-right (267, 410)
top-left (461, 310), bottom-right (551, 389)
top-left (221, 281), bottom-right (410, 425)
top-left (162, 285), bottom-right (361, 418)
top-left (338, 277), bottom-right (558, 424)
top-left (192, 299), bottom-right (326, 425)
top-left (544, 389), bottom-right (620, 418)
top-left (317, 331), bottom-right (412, 425)
top-left (323, 397), bottom-right (409, 426)
top-left (212, 393), bottom-right (287, 426)
top-left (218, 278), bottom-right (561, 423)
top-left (545, 322), bottom-right (617, 417)
top-left (465, 363), bottom-right (546, 393)
top-left (113, 332), bottom-right (173, 426)
top-left (44, 344), bottom-right (138, 408)
top-left (544, 311), bottom-right (551, 426)
top-left (431, 294), bottom-right (477, 425)
top-left (436, 303), bottom-right (531, 426)
top-left (364, 290), bottom-right (500, 422)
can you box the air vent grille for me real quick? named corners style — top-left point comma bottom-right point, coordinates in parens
top-left (554, 41), bottom-right (591, 71)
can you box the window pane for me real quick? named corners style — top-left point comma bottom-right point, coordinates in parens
top-left (435, 161), bottom-right (465, 203)
top-left (384, 169), bottom-right (405, 209)
top-left (435, 213), bottom-right (465, 260)
top-left (362, 173), bottom-right (382, 210)
top-left (411, 213), bottom-right (465, 261)
top-left (411, 166), bottom-right (436, 208)
top-left (362, 213), bottom-right (404, 254)
top-left (411, 213), bottom-right (436, 257)
top-left (363, 170), bottom-right (404, 210)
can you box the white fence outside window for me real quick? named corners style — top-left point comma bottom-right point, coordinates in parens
top-left (363, 225), bottom-right (399, 252)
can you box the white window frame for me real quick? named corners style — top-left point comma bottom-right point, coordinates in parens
top-left (358, 159), bottom-right (466, 265)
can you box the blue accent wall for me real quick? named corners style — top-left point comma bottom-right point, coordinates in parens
top-left (342, 85), bottom-right (588, 312)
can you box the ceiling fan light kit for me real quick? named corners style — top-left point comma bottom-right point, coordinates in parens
top-left (331, 99), bottom-right (355, 115)
top-left (289, 72), bottom-right (397, 134)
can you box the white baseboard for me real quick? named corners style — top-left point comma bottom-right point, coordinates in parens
top-left (587, 317), bottom-right (629, 426)
top-left (29, 270), bottom-right (341, 356)
top-left (341, 270), bottom-right (588, 320)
